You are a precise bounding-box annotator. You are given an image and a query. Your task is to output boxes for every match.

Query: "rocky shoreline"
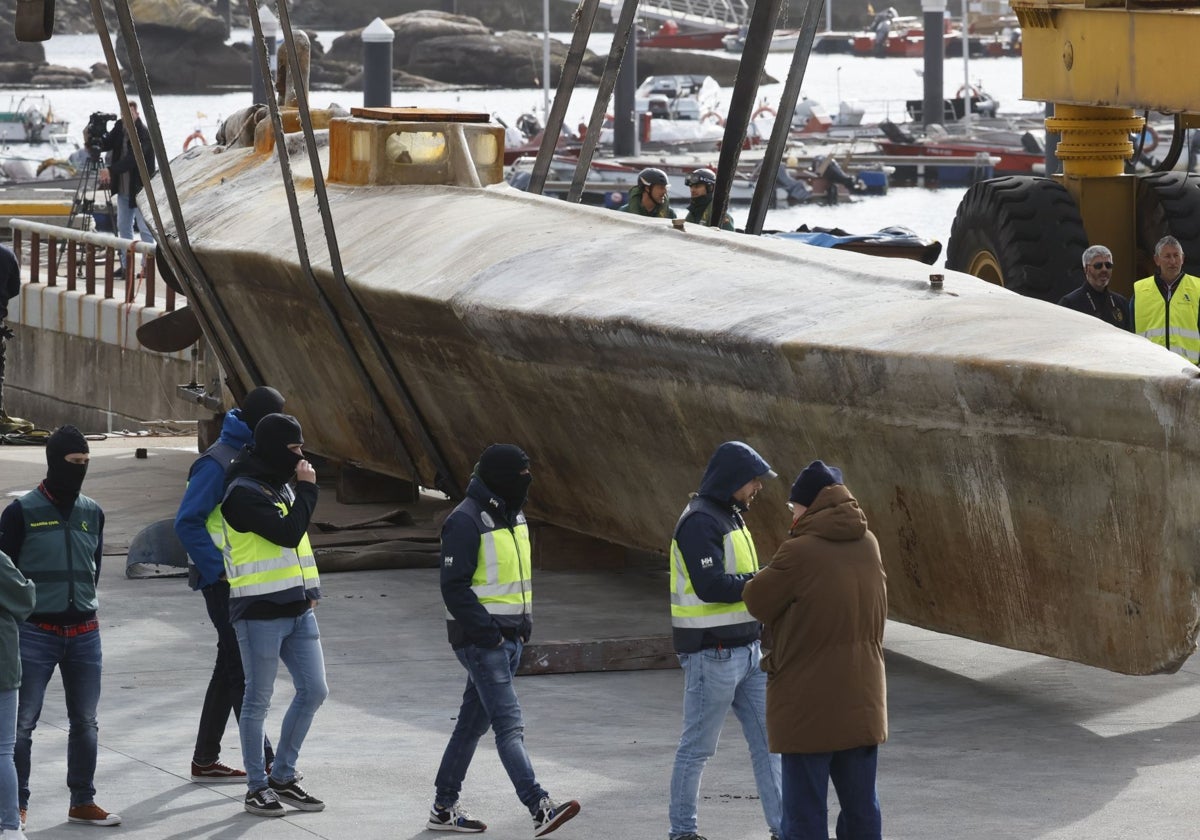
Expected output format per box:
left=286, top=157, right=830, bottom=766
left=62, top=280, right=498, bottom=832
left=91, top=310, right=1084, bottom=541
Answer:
left=0, top=3, right=769, bottom=93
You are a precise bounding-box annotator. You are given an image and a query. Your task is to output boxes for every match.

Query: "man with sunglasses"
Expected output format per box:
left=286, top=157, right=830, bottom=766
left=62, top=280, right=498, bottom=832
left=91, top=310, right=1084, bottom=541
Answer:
left=1057, top=245, right=1132, bottom=331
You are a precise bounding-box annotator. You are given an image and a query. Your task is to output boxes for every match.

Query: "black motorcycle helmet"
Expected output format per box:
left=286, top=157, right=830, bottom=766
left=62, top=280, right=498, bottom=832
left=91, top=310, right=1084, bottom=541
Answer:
left=684, top=167, right=717, bottom=195
left=638, top=167, right=670, bottom=189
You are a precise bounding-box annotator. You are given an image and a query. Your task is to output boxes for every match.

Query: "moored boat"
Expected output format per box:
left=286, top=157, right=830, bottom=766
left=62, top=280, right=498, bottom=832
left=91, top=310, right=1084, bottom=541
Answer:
left=637, top=19, right=735, bottom=50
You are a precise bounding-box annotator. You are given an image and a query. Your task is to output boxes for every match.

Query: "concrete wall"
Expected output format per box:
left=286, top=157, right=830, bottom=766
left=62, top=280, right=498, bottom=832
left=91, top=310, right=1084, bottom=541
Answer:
left=4, top=279, right=213, bottom=433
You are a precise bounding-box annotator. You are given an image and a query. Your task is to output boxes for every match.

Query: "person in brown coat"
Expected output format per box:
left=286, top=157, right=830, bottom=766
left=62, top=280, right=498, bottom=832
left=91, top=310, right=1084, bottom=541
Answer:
left=742, top=460, right=887, bottom=840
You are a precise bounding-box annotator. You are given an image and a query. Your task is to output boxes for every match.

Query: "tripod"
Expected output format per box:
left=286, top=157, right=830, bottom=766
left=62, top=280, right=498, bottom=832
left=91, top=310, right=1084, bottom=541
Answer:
left=67, top=150, right=111, bottom=233
left=57, top=150, right=112, bottom=277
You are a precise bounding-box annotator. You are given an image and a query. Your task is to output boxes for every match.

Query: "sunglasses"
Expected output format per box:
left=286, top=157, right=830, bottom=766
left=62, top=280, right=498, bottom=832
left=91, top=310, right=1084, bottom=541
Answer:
left=1090, top=262, right=1114, bottom=269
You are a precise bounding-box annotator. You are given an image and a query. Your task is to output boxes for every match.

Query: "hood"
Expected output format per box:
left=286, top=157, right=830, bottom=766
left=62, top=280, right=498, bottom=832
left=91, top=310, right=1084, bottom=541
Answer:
left=792, top=484, right=868, bottom=542
left=696, top=441, right=774, bottom=505
left=217, top=408, right=254, bottom=449
left=466, top=475, right=518, bottom=523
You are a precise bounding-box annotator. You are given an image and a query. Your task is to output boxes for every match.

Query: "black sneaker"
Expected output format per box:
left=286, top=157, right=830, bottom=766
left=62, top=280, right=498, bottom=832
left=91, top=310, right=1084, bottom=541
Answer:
left=268, top=777, right=325, bottom=812
left=244, top=787, right=285, bottom=818
left=428, top=801, right=487, bottom=832
left=532, top=796, right=580, bottom=837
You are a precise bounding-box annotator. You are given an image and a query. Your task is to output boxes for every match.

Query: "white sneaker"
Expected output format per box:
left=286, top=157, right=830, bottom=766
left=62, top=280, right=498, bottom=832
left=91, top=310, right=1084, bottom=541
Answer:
left=0, top=829, right=28, bottom=839
left=532, top=797, right=580, bottom=838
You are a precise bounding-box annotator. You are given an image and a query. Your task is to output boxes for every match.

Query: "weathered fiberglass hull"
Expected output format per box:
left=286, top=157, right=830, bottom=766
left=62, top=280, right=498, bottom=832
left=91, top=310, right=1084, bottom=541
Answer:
left=159, top=130, right=1200, bottom=675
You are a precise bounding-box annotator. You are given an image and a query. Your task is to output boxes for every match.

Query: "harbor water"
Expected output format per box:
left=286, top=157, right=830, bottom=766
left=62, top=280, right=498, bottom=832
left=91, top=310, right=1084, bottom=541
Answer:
left=16, top=29, right=1035, bottom=266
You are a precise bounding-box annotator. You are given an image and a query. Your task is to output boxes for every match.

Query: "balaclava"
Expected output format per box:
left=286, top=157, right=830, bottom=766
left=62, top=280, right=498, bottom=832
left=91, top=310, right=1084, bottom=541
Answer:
left=239, top=386, right=285, bottom=432
left=476, top=444, right=532, bottom=514
left=687, top=189, right=713, bottom=219
left=252, top=413, right=304, bottom=481
left=44, top=425, right=89, bottom=504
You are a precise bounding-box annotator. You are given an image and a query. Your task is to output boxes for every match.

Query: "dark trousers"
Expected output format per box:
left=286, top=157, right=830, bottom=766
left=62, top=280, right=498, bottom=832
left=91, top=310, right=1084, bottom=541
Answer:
left=193, top=581, right=273, bottom=765
left=0, top=328, right=7, bottom=415
left=781, top=746, right=881, bottom=840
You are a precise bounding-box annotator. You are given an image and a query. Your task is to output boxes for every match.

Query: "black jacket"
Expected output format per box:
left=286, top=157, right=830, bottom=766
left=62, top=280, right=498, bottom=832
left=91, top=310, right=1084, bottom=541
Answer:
left=440, top=476, right=532, bottom=649
left=0, top=244, right=17, bottom=320
left=1058, top=284, right=1132, bottom=331
left=100, top=117, right=156, bottom=197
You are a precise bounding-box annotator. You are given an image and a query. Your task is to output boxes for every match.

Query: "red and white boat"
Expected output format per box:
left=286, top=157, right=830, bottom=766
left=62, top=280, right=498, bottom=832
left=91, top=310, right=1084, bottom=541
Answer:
left=637, top=19, right=736, bottom=51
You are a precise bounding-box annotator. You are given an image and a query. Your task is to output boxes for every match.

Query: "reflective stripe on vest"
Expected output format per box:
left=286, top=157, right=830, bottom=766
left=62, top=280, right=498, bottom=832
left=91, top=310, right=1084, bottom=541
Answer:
left=1134, top=274, right=1200, bottom=364
left=200, top=441, right=241, bottom=554
left=444, top=521, right=532, bottom=619
left=669, top=515, right=758, bottom=629
left=222, top=503, right=319, bottom=599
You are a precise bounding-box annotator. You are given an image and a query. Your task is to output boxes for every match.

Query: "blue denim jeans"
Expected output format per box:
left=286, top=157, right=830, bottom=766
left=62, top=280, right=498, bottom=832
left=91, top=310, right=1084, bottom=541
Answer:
left=0, top=688, right=18, bottom=829
left=234, top=609, right=328, bottom=793
left=195, top=582, right=272, bottom=767
left=781, top=747, right=881, bottom=840
left=669, top=641, right=782, bottom=838
left=114, top=193, right=153, bottom=272
left=15, top=623, right=102, bottom=808
left=434, top=639, right=548, bottom=813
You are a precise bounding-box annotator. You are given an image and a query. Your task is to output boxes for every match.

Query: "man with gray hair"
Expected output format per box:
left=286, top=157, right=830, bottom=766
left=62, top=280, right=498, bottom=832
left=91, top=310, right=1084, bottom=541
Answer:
left=1057, top=244, right=1131, bottom=331
left=1131, top=235, right=1200, bottom=364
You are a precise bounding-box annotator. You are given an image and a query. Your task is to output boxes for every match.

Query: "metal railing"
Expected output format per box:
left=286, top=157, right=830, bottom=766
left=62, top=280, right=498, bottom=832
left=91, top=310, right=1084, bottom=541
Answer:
left=560, top=0, right=752, bottom=27
left=9, top=219, right=174, bottom=312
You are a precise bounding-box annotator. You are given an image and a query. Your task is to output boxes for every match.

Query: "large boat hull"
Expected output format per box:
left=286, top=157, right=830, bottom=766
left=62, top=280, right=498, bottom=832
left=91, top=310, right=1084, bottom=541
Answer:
left=159, top=135, right=1200, bottom=675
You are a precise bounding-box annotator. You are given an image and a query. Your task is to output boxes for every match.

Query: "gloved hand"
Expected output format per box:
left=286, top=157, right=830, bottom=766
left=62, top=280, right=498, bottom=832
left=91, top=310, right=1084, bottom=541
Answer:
left=0, top=323, right=13, bottom=340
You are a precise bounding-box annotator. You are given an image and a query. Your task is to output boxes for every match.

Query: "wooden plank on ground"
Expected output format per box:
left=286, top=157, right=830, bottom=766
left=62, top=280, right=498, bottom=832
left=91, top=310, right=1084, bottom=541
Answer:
left=518, top=636, right=678, bottom=675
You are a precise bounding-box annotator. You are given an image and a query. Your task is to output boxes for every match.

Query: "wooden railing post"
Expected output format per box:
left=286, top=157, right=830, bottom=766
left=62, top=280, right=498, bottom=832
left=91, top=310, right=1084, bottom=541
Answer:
left=31, top=232, right=41, bottom=285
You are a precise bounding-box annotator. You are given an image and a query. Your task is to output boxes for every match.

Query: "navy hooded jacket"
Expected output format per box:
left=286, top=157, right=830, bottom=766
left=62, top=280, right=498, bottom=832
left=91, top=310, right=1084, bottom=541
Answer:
left=671, top=442, right=772, bottom=653
left=440, top=475, right=533, bottom=650
left=174, top=408, right=253, bottom=589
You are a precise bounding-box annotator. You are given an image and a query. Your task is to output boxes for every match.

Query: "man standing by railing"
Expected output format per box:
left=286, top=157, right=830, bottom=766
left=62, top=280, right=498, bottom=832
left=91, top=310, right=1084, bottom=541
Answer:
left=0, top=243, right=20, bottom=433
left=97, top=102, right=155, bottom=281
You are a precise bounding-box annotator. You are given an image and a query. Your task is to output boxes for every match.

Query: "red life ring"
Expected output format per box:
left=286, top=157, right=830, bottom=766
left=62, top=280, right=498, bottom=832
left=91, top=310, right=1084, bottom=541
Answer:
left=751, top=105, right=777, bottom=121
left=1136, top=125, right=1158, bottom=154
left=183, top=131, right=207, bottom=151
left=700, top=111, right=726, bottom=126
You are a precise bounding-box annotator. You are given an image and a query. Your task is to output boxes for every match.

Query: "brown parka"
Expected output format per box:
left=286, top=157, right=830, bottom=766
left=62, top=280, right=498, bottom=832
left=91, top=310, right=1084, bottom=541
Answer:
left=742, top=483, right=888, bottom=754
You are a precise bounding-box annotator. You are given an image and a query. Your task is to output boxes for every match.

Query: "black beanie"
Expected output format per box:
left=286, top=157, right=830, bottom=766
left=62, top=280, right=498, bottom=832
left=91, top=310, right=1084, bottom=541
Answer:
left=476, top=444, right=531, bottom=513
left=253, top=413, right=304, bottom=478
left=44, top=425, right=89, bottom=503
left=789, top=460, right=844, bottom=508
left=240, top=386, right=285, bottom=431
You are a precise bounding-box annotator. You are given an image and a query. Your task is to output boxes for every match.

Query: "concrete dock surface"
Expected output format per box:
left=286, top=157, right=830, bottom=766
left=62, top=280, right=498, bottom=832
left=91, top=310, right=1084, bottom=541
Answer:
left=1, top=436, right=1198, bottom=839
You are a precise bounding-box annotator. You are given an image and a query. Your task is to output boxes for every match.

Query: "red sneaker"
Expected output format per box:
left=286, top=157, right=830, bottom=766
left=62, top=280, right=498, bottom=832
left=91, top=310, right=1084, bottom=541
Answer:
left=191, top=759, right=247, bottom=784
left=67, top=803, right=122, bottom=826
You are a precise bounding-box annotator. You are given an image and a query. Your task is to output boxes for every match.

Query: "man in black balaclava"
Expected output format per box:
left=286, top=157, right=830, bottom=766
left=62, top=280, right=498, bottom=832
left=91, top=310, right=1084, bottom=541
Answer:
left=220, top=412, right=326, bottom=818
left=0, top=426, right=124, bottom=826
left=228, top=412, right=305, bottom=488
left=175, top=385, right=286, bottom=784
left=475, top=443, right=532, bottom=522
left=428, top=444, right=580, bottom=836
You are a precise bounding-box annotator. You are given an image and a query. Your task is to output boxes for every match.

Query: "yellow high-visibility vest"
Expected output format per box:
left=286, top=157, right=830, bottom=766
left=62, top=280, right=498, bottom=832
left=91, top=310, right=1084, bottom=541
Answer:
left=669, top=501, right=758, bottom=630
left=222, top=493, right=319, bottom=600
left=1134, top=274, right=1200, bottom=364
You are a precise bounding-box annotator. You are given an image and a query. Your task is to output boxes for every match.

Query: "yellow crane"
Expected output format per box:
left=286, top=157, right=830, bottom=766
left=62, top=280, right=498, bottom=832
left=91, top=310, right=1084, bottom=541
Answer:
left=945, top=0, right=1200, bottom=300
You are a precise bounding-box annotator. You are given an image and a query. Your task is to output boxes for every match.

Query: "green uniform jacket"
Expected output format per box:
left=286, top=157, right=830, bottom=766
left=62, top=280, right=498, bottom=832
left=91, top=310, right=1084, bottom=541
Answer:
left=685, top=198, right=735, bottom=231
left=0, top=550, right=36, bottom=691
left=619, top=184, right=677, bottom=219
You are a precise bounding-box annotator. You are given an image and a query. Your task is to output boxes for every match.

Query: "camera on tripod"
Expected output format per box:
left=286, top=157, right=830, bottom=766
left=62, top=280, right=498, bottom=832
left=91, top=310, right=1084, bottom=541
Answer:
left=84, top=112, right=116, bottom=159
